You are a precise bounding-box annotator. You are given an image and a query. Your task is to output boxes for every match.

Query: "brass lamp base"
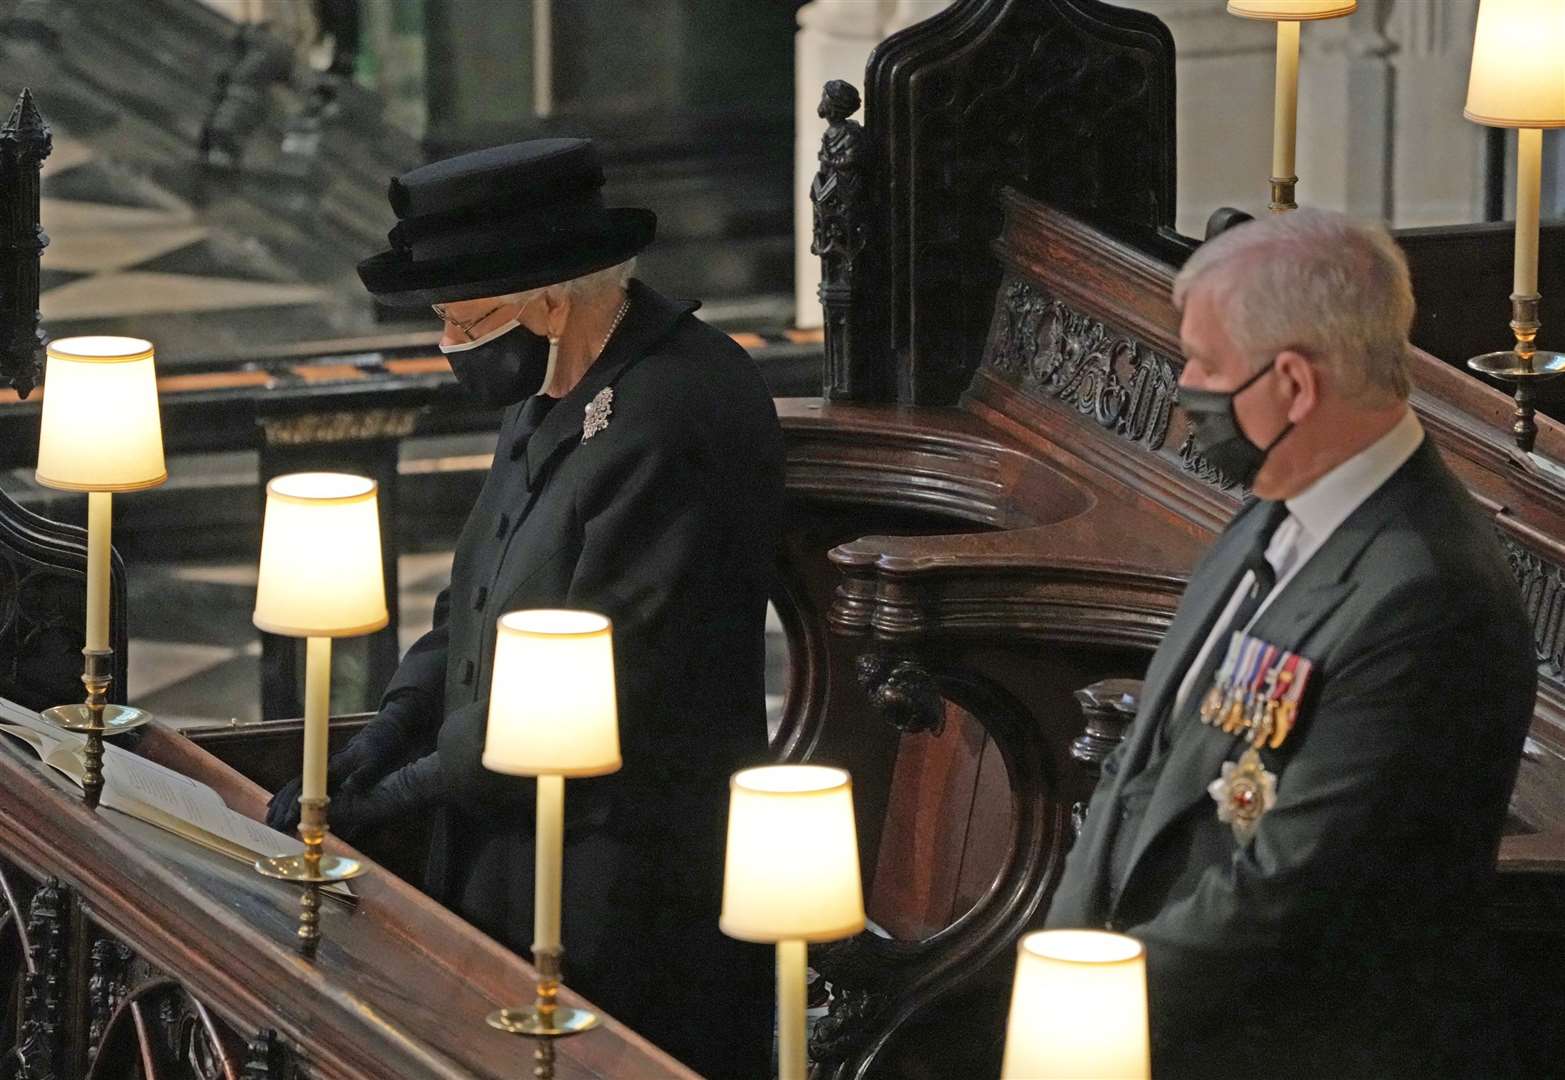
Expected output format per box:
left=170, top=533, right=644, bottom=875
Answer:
left=1467, top=293, right=1565, bottom=453
left=41, top=647, right=149, bottom=809
left=487, top=946, right=598, bottom=1080
left=254, top=795, right=363, bottom=958
left=485, top=1005, right=599, bottom=1038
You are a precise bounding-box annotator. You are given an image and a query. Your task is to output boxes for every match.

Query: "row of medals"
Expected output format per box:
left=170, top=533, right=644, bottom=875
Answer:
left=1198, top=666, right=1297, bottom=750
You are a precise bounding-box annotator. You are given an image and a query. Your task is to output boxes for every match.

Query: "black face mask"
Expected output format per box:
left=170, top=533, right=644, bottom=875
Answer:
left=443, top=326, right=552, bottom=408
left=1179, top=361, right=1294, bottom=487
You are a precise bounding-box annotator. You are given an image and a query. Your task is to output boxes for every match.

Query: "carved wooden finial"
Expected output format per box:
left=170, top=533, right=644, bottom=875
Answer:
left=818, top=79, right=862, bottom=125
left=1, top=87, right=53, bottom=159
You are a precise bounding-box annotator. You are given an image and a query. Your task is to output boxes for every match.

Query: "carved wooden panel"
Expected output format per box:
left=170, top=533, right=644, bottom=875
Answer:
left=862, top=0, right=1176, bottom=405
left=0, top=863, right=300, bottom=1080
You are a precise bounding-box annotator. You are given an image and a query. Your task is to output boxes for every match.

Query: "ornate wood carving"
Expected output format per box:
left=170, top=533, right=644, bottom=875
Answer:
left=241, top=1030, right=296, bottom=1080
left=855, top=654, right=944, bottom=735
left=812, top=80, right=874, bottom=403
left=859, top=0, right=1176, bottom=405
left=0, top=88, right=50, bottom=398
left=1502, top=534, right=1565, bottom=678
left=809, top=663, right=1068, bottom=1080
left=0, top=489, right=129, bottom=713
left=259, top=408, right=423, bottom=447
left=15, top=877, right=66, bottom=1080
left=988, top=278, right=1178, bottom=452
left=86, top=939, right=134, bottom=1060
left=1070, top=678, right=1140, bottom=835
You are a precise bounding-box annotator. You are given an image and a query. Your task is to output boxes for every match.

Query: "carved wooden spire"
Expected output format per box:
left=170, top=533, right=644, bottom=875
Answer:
left=0, top=86, right=52, bottom=398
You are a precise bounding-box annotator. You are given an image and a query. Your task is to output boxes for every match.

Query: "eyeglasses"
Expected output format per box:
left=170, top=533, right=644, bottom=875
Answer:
left=431, top=303, right=506, bottom=341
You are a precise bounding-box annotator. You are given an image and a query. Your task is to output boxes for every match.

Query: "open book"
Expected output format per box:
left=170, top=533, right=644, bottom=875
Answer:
left=0, top=697, right=353, bottom=899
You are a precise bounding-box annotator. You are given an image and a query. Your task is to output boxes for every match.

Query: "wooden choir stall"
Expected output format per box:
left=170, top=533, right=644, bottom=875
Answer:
left=4, top=0, right=1565, bottom=1077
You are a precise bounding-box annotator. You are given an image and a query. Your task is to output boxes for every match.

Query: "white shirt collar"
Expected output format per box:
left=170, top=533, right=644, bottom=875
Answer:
left=1284, top=408, right=1424, bottom=546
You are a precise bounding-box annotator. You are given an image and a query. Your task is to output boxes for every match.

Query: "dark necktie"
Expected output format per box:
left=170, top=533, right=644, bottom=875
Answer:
left=1160, top=499, right=1290, bottom=750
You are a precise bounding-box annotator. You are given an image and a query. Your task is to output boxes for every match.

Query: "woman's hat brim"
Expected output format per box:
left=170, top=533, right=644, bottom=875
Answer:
left=357, top=208, right=655, bottom=308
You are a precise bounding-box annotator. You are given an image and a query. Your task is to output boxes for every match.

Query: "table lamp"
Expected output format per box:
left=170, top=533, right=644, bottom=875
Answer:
left=1227, top=0, right=1358, bottom=212
left=34, top=335, right=166, bottom=809
left=721, top=764, right=865, bottom=1080
left=1001, top=930, right=1150, bottom=1080
left=252, top=472, right=387, bottom=956
left=481, top=609, right=621, bottom=1080
left=1463, top=0, right=1565, bottom=452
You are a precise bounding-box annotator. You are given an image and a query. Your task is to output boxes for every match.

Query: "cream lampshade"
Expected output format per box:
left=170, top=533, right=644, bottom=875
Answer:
left=35, top=336, right=166, bottom=492
left=721, top=765, right=865, bottom=1080
left=1001, top=930, right=1151, bottom=1080
left=253, top=472, right=389, bottom=638
left=483, top=609, right=621, bottom=776
left=720, top=764, right=866, bottom=943
left=1464, top=0, right=1565, bottom=129
left=1227, top=0, right=1357, bottom=19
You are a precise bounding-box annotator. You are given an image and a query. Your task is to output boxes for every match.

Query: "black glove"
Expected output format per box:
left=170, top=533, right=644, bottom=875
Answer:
left=326, top=754, right=443, bottom=844
left=265, top=693, right=427, bottom=834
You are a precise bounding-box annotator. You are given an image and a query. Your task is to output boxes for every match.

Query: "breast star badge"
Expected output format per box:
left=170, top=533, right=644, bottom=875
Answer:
left=582, top=386, right=613, bottom=440
left=1207, top=749, right=1277, bottom=843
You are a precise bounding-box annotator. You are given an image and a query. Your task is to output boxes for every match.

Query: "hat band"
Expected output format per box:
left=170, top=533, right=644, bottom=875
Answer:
left=389, top=193, right=612, bottom=263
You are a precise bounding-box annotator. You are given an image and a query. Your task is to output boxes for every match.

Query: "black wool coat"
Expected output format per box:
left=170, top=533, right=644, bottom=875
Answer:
left=1047, top=439, right=1534, bottom=1079
left=383, top=280, right=783, bottom=1078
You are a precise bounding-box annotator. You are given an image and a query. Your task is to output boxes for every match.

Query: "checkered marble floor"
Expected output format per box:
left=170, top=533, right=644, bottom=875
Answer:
left=127, top=550, right=789, bottom=732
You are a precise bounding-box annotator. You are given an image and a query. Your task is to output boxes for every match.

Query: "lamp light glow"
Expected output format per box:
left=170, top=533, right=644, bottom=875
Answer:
left=35, top=336, right=166, bottom=493
left=1464, top=0, right=1565, bottom=129
left=720, top=764, right=867, bottom=943
left=252, top=472, right=389, bottom=639
left=482, top=609, right=621, bottom=778
left=1001, top=930, right=1151, bottom=1080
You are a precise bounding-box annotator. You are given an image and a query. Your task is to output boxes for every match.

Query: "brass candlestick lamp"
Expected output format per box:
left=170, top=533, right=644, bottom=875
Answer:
left=34, top=336, right=167, bottom=808
left=251, top=472, right=389, bottom=956
left=1462, top=0, right=1565, bottom=452
left=720, top=765, right=866, bottom=1080
left=1227, top=0, right=1359, bottom=212
left=481, top=610, right=622, bottom=1079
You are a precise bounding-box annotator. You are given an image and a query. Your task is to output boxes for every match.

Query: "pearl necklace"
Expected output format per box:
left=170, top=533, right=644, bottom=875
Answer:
left=595, top=295, right=632, bottom=359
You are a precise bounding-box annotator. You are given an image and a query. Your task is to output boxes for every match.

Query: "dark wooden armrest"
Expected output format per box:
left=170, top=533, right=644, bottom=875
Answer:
left=181, top=713, right=375, bottom=793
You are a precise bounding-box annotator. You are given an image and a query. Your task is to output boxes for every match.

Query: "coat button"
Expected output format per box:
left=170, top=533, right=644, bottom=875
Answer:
left=495, top=513, right=510, bottom=538
left=473, top=586, right=488, bottom=611
left=461, top=659, right=475, bottom=685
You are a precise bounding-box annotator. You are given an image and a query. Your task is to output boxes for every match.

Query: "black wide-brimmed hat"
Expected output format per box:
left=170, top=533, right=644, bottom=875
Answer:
left=357, top=138, right=656, bottom=308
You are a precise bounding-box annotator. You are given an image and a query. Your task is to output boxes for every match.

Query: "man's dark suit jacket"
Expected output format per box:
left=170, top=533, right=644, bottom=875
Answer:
left=1046, top=437, right=1535, bottom=1079
left=381, top=280, right=784, bottom=1078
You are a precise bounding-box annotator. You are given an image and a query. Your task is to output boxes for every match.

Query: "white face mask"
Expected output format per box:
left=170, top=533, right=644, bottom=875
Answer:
left=439, top=316, right=523, bottom=354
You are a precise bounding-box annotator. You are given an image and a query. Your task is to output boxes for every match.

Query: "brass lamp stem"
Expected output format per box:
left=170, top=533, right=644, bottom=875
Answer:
left=485, top=942, right=599, bottom=1076
left=296, top=795, right=328, bottom=956
left=79, top=648, right=111, bottom=809
left=1269, top=175, right=1298, bottom=213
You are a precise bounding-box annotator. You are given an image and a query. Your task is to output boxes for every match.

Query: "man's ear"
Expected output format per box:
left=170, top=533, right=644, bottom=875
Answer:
left=1276, top=349, right=1317, bottom=424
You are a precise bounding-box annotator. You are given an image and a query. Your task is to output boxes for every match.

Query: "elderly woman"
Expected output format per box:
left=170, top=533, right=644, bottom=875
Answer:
left=267, top=138, right=782, bottom=1077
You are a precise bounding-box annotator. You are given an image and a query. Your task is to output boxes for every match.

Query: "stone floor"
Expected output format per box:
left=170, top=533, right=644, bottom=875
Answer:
left=126, top=547, right=790, bottom=734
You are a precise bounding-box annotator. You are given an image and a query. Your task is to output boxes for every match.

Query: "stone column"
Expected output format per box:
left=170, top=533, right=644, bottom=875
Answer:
left=1295, top=2, right=1396, bottom=220
left=1384, top=0, right=1486, bottom=226
left=1116, top=1, right=1276, bottom=235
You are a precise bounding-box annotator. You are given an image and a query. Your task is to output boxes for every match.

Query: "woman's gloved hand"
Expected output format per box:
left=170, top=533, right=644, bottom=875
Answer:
left=264, top=696, right=426, bottom=834
left=322, top=755, right=443, bottom=844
